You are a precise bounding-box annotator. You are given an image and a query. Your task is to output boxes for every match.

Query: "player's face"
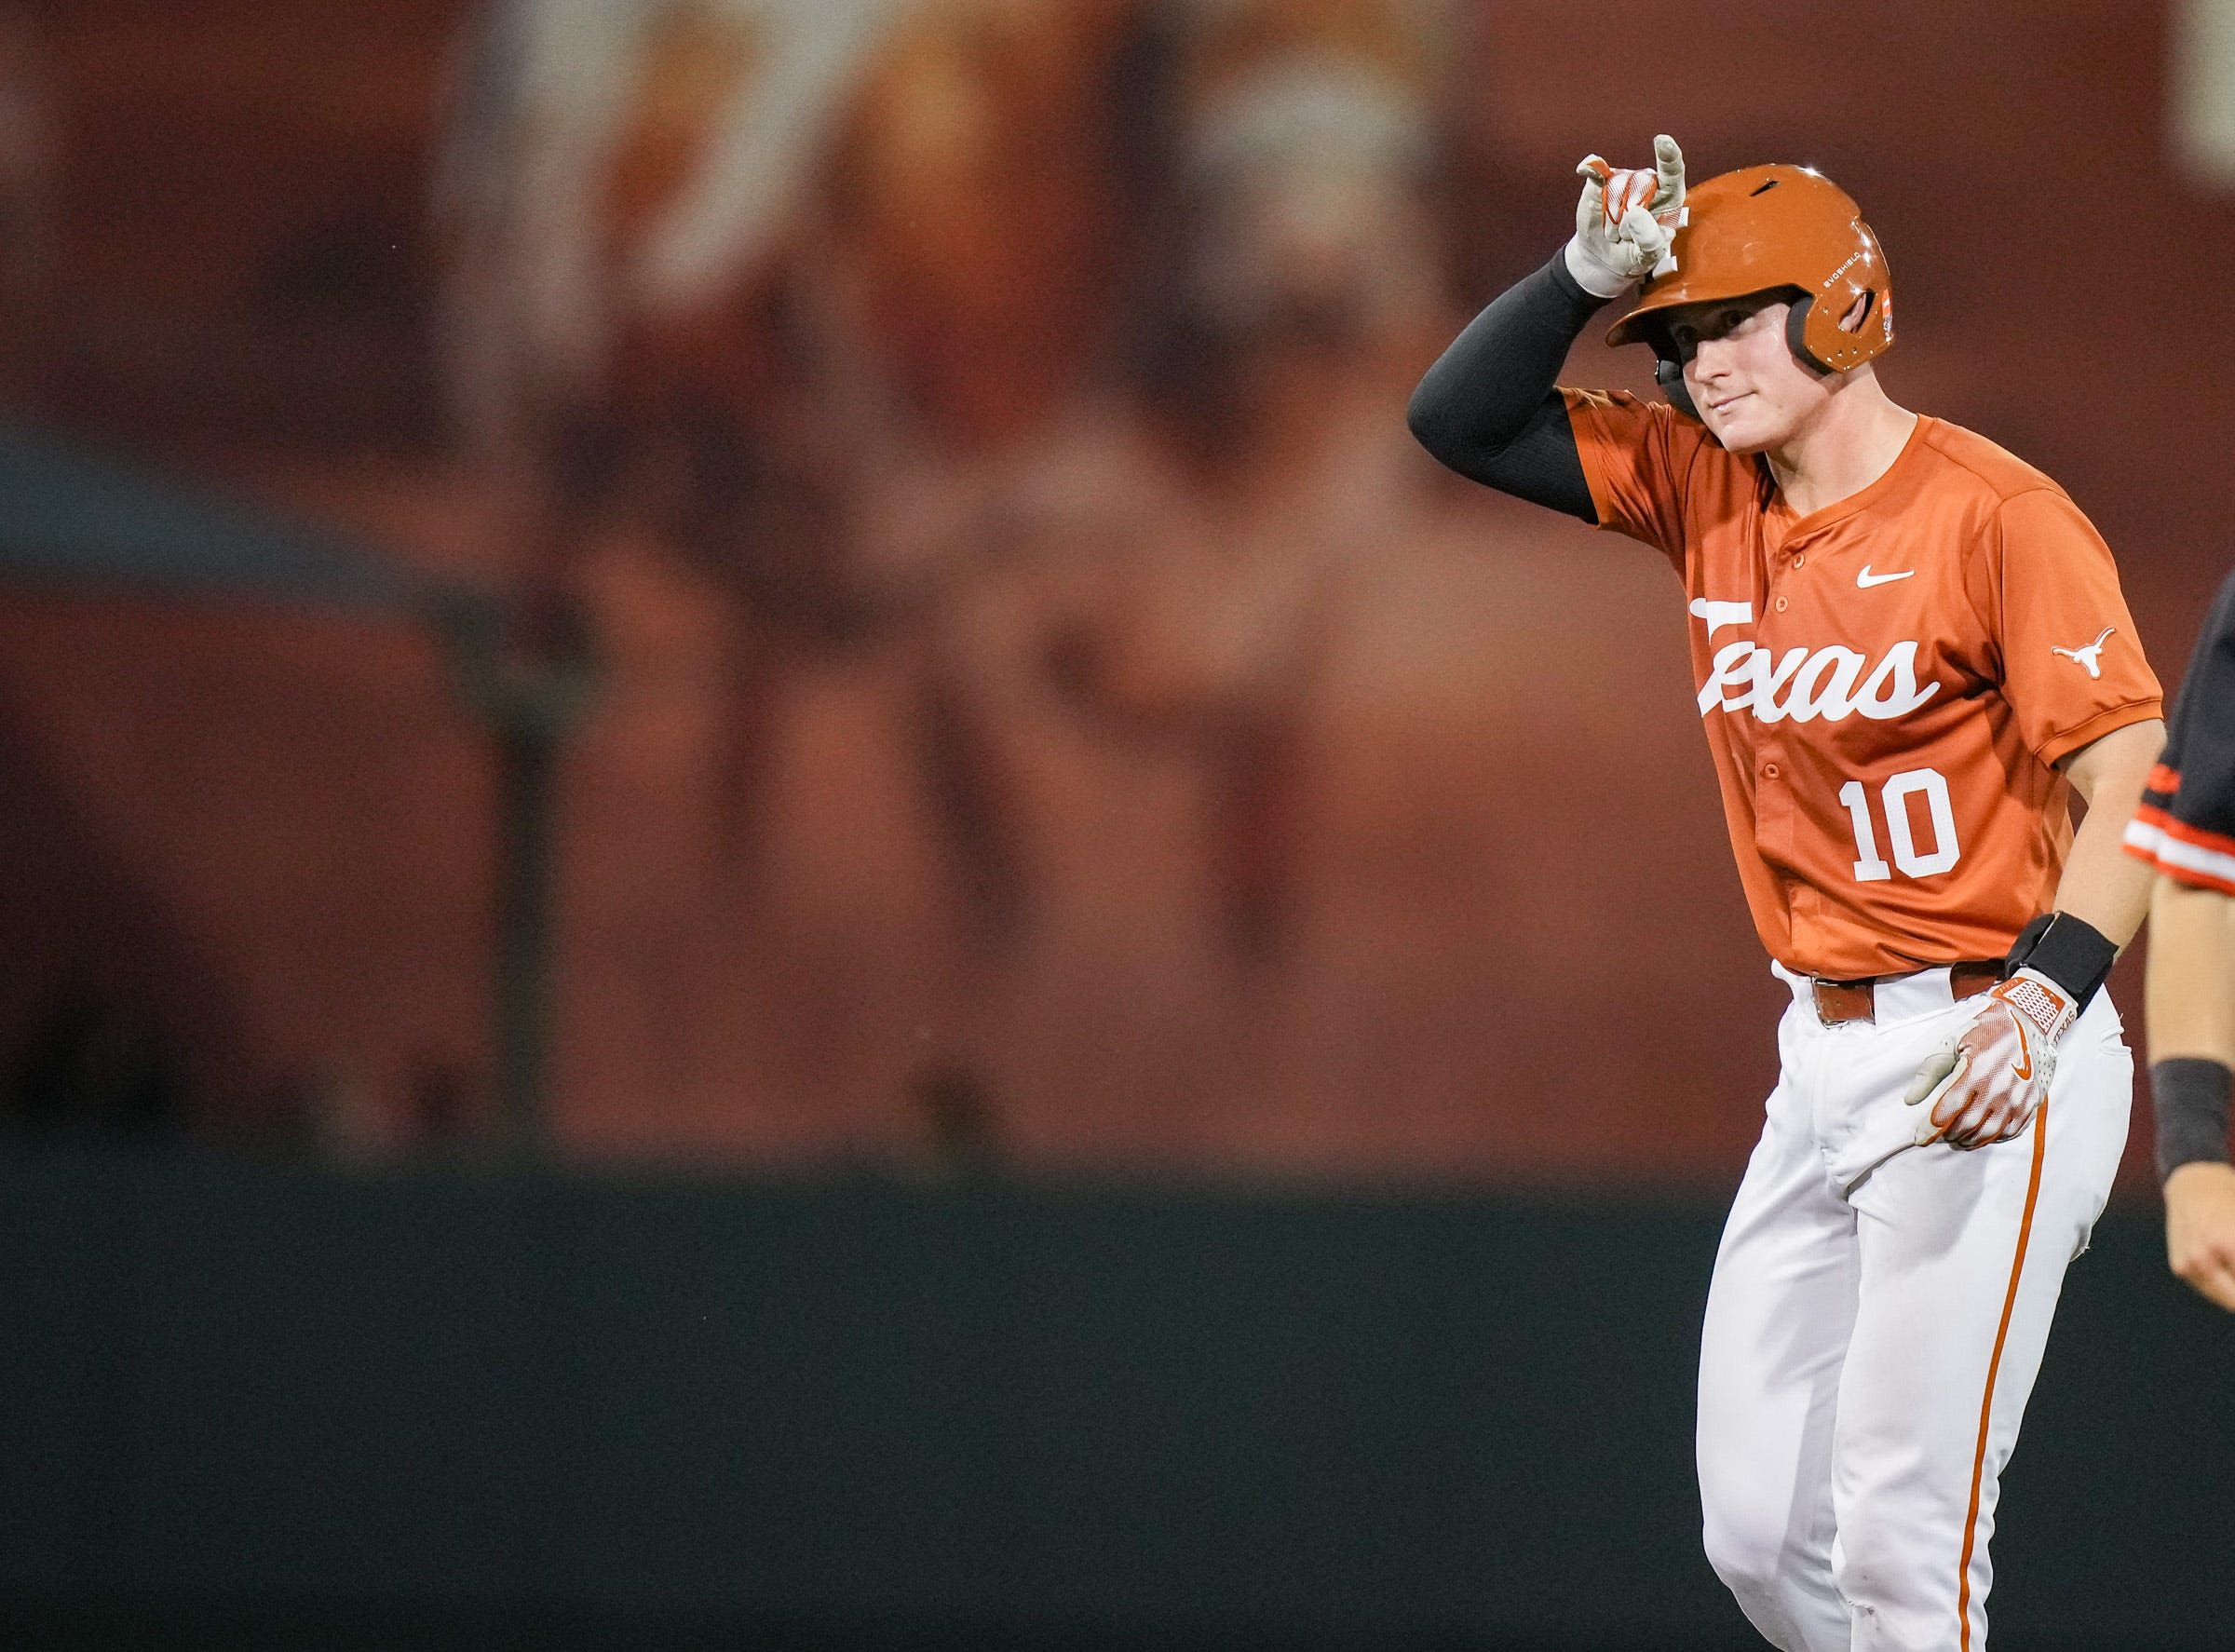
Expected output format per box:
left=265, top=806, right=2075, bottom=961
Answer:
left=1670, top=297, right=1829, bottom=454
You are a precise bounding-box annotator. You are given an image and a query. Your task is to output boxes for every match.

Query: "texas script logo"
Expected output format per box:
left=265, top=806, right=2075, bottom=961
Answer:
left=1688, top=599, right=1942, bottom=724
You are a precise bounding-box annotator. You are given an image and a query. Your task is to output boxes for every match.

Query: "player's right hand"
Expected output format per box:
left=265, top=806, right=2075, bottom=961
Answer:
left=2166, top=1160, right=2235, bottom=1312
left=1566, top=133, right=1686, bottom=299
left=1903, top=968, right=2076, bottom=1149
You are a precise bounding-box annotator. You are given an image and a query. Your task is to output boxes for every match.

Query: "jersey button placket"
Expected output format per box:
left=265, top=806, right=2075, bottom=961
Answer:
left=1755, top=542, right=1794, bottom=861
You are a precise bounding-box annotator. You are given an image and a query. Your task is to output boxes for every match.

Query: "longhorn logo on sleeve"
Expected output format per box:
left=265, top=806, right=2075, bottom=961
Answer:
left=2050, top=627, right=2114, bottom=679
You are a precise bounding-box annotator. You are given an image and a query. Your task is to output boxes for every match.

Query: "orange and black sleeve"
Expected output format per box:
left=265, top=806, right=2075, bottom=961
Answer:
left=2128, top=563, right=2235, bottom=893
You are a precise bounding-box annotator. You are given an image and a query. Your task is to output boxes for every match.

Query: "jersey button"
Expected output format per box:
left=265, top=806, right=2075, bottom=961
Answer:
left=1774, top=596, right=1790, bottom=612
left=1764, top=763, right=1781, bottom=779
left=1792, top=553, right=1805, bottom=567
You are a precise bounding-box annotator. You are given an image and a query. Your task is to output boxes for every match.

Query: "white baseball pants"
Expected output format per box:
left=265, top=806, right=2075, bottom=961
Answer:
left=1696, top=963, right=2133, bottom=1652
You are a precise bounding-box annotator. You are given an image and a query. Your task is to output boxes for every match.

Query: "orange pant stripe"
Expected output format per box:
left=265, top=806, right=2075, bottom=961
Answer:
left=1956, top=1097, right=2049, bottom=1650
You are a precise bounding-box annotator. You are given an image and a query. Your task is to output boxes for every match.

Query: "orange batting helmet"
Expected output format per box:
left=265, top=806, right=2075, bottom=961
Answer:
left=1606, top=163, right=1891, bottom=417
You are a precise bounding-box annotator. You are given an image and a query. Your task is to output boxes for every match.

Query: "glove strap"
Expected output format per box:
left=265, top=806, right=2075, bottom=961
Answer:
left=1990, top=968, right=2078, bottom=1048
left=1563, top=236, right=1635, bottom=300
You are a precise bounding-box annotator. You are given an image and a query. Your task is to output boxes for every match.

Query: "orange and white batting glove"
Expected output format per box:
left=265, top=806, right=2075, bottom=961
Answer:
left=1903, top=969, right=2079, bottom=1149
left=1566, top=133, right=1686, bottom=299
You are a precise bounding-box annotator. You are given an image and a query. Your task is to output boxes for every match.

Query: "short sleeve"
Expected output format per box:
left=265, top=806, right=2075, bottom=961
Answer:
left=2126, top=566, right=2235, bottom=892
left=1560, top=387, right=1710, bottom=568
left=1988, top=487, right=2163, bottom=766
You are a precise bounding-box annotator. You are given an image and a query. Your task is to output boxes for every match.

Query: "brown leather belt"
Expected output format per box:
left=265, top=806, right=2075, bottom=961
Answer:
left=1811, top=960, right=2002, bottom=1026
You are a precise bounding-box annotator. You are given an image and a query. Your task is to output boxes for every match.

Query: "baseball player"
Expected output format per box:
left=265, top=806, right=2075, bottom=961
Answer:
left=1408, top=138, right=2165, bottom=1650
left=2125, top=567, right=2235, bottom=1310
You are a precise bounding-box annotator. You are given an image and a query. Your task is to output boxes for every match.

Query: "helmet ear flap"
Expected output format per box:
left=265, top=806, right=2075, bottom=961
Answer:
left=1785, top=294, right=1833, bottom=375
left=1787, top=285, right=1886, bottom=374
left=1655, top=355, right=1700, bottom=419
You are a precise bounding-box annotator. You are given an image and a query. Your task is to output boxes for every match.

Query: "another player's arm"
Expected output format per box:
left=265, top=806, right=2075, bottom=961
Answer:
left=2152, top=874, right=2235, bottom=1310
left=2137, top=573, right=2235, bottom=1307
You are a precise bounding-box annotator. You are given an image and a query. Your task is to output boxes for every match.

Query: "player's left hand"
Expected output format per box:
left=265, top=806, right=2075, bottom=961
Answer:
left=1903, top=970, right=2078, bottom=1149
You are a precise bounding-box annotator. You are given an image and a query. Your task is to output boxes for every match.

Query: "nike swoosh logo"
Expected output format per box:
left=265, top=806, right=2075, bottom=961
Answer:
left=1856, top=566, right=1915, bottom=588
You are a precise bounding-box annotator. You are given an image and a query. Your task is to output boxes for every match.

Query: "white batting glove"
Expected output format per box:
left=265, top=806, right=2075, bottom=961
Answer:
left=1904, top=970, right=2079, bottom=1149
left=1564, top=133, right=1686, bottom=300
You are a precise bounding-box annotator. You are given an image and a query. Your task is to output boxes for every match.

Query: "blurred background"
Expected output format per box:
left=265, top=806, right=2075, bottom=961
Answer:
left=2, top=2, right=2232, bottom=1648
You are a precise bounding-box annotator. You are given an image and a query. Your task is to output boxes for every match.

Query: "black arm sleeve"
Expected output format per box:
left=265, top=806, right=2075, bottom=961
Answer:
left=1406, top=249, right=1613, bottom=522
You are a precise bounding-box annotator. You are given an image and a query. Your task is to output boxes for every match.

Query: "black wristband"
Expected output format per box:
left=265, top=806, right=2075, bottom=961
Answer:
left=2154, top=1058, right=2234, bottom=1181
left=2003, top=911, right=2119, bottom=1008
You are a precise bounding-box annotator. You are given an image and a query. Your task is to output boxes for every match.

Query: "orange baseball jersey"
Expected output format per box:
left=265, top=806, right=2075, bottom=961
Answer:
left=1563, top=391, right=2162, bottom=979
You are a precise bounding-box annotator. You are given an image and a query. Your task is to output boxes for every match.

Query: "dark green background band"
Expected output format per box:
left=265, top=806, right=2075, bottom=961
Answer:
left=1, top=1150, right=2228, bottom=1650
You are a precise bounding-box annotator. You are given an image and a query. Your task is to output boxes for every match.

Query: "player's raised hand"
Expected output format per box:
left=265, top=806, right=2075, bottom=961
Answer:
left=1904, top=970, right=2078, bottom=1149
left=1566, top=134, right=1686, bottom=299
left=2165, top=1161, right=2235, bottom=1311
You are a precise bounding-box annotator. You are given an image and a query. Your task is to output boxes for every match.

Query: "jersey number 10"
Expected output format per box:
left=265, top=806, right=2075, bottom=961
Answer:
left=1837, top=768, right=1961, bottom=882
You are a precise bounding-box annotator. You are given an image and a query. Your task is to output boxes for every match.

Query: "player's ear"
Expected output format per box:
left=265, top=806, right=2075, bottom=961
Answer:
left=1838, top=291, right=1874, bottom=333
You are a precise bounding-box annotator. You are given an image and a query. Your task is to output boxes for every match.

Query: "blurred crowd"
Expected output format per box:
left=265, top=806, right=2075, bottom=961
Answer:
left=440, top=0, right=1482, bottom=967
left=6, top=0, right=2224, bottom=1186
left=417, top=0, right=1640, bottom=1173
